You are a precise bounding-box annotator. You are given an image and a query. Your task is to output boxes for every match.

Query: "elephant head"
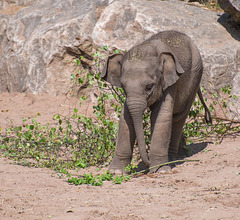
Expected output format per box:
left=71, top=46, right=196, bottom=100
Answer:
left=101, top=46, right=184, bottom=168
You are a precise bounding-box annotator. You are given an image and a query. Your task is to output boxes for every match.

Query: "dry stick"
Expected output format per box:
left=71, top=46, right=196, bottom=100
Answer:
left=198, top=114, right=240, bottom=123
left=131, top=159, right=200, bottom=176
left=110, top=85, right=125, bottom=104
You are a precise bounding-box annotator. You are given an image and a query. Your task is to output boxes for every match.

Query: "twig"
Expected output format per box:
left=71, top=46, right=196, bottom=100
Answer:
left=110, top=85, right=125, bottom=104
left=198, top=114, right=240, bottom=123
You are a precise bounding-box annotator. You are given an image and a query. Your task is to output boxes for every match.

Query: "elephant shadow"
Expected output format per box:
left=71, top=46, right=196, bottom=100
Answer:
left=185, top=141, right=212, bottom=157
left=135, top=141, right=212, bottom=173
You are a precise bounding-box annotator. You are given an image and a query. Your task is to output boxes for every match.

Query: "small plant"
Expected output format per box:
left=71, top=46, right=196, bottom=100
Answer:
left=184, top=86, right=240, bottom=144
left=195, top=0, right=222, bottom=11
left=0, top=46, right=123, bottom=171
left=68, top=170, right=130, bottom=186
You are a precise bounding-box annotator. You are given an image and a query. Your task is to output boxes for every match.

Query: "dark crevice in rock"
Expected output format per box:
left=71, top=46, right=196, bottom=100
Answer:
left=217, top=13, right=240, bottom=41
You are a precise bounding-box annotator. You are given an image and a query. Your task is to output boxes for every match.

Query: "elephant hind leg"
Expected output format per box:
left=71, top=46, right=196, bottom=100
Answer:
left=178, top=132, right=188, bottom=158
left=169, top=116, right=188, bottom=161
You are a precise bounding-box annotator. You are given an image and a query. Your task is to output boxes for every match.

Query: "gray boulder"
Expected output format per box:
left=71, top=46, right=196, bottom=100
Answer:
left=0, top=0, right=239, bottom=116
left=0, top=0, right=108, bottom=95
left=93, top=0, right=240, bottom=117
left=218, top=0, right=240, bottom=23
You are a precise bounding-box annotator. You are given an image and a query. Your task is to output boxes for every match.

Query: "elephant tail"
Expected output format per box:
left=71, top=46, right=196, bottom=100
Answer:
left=197, top=89, right=212, bottom=125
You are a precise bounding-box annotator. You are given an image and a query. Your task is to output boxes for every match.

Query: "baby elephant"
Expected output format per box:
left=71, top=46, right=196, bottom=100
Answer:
left=101, top=30, right=211, bottom=174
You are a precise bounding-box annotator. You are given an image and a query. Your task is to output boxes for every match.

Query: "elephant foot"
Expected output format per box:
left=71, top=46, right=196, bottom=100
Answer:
left=109, top=156, right=131, bottom=175
left=156, top=165, right=172, bottom=173
left=149, top=161, right=172, bottom=173
left=149, top=165, right=172, bottom=173
left=109, top=168, right=125, bottom=175
left=149, top=155, right=171, bottom=173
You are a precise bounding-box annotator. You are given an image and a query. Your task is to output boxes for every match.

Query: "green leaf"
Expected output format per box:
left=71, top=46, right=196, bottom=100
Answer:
left=70, top=74, right=75, bottom=80
left=74, top=59, right=81, bottom=66
left=80, top=96, right=86, bottom=101
left=114, top=49, right=120, bottom=54
left=102, top=46, right=108, bottom=51
left=29, top=125, right=34, bottom=130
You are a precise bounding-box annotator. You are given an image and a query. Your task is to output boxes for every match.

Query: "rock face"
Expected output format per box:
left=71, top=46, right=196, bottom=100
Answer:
left=0, top=0, right=239, bottom=113
left=0, top=0, right=109, bottom=95
left=0, top=0, right=35, bottom=10
left=218, top=0, right=240, bottom=23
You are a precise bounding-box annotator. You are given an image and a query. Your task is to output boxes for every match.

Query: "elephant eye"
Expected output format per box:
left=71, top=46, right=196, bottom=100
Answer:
left=145, top=83, right=154, bottom=92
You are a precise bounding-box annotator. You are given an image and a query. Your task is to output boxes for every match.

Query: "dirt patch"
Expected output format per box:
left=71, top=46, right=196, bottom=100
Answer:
left=0, top=92, right=94, bottom=131
left=0, top=92, right=240, bottom=219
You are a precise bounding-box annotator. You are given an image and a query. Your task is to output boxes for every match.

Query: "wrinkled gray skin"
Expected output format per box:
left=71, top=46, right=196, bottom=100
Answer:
left=101, top=30, right=211, bottom=175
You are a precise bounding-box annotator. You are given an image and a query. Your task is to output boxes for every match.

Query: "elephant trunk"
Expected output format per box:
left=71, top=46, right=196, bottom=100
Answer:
left=127, top=99, right=151, bottom=168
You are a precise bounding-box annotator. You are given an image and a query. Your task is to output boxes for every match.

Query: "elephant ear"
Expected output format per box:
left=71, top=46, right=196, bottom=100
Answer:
left=101, top=54, right=123, bottom=88
left=159, top=52, right=184, bottom=91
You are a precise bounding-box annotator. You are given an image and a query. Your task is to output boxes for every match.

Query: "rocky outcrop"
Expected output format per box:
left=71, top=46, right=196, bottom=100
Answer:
left=0, top=0, right=108, bottom=96
left=218, top=0, right=240, bottom=23
left=0, top=0, right=239, bottom=113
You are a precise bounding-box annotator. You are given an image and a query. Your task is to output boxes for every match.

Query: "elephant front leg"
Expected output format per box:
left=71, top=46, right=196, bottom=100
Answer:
left=149, top=89, right=175, bottom=173
left=109, top=103, right=136, bottom=175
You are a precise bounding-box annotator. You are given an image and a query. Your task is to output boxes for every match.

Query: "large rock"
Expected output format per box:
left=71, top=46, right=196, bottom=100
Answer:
left=0, top=0, right=239, bottom=114
left=0, top=0, right=108, bottom=96
left=218, top=0, right=240, bottom=23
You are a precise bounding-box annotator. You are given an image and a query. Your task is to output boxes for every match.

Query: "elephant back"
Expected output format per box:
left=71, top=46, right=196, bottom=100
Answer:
left=149, top=30, right=195, bottom=72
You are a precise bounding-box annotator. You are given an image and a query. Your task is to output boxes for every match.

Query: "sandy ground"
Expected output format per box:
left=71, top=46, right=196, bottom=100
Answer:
left=0, top=92, right=240, bottom=219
